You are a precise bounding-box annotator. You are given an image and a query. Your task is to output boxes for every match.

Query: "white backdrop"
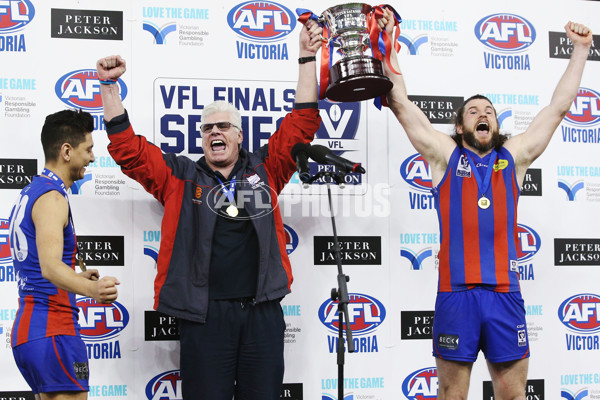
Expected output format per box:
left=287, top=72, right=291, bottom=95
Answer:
left=1, top=1, right=599, bottom=399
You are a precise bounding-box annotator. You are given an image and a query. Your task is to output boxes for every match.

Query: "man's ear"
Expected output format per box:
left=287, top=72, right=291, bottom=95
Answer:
left=60, top=143, right=73, bottom=162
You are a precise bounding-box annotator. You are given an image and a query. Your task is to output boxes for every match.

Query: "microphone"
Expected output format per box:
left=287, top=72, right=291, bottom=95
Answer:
left=291, top=143, right=311, bottom=183
left=308, top=144, right=366, bottom=174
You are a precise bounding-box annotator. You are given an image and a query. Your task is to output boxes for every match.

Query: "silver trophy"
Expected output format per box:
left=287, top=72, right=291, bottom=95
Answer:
left=319, top=3, right=393, bottom=102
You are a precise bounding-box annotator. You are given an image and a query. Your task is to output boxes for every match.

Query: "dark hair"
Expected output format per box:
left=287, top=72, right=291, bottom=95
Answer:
left=41, top=109, right=94, bottom=161
left=450, top=94, right=508, bottom=150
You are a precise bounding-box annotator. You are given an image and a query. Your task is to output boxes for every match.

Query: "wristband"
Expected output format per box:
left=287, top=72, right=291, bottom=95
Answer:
left=298, top=56, right=316, bottom=64
left=99, top=79, right=118, bottom=85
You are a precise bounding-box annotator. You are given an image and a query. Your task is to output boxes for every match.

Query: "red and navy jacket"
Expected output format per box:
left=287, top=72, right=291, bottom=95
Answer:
left=106, top=107, right=321, bottom=323
left=432, top=146, right=521, bottom=293
left=10, top=176, right=80, bottom=347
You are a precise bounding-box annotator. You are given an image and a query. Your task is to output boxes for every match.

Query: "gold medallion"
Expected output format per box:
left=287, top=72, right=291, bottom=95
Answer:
left=226, top=204, right=238, bottom=217
left=478, top=196, right=490, bottom=209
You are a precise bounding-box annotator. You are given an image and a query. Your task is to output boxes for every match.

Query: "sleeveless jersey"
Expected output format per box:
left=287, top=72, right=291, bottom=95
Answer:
left=9, top=174, right=80, bottom=347
left=432, top=146, right=521, bottom=292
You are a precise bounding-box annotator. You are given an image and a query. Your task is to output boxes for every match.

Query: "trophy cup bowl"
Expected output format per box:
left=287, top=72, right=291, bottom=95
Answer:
left=320, top=3, right=393, bottom=102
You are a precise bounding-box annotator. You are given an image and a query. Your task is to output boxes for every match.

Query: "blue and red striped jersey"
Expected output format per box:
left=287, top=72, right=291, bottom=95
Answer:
left=432, top=147, right=521, bottom=293
left=9, top=175, right=80, bottom=347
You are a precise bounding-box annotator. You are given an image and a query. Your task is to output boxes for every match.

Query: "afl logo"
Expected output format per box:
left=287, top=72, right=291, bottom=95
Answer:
left=558, top=293, right=600, bottom=334
left=227, top=1, right=295, bottom=42
left=400, top=154, right=432, bottom=191
left=474, top=14, right=536, bottom=52
left=77, top=297, right=129, bottom=341
left=318, top=293, right=386, bottom=336
left=283, top=224, right=299, bottom=255
left=565, top=88, right=600, bottom=126
left=516, top=224, right=541, bottom=262
left=55, top=69, right=128, bottom=112
left=0, top=219, right=12, bottom=263
left=145, top=370, right=182, bottom=400
left=401, top=367, right=438, bottom=399
left=0, top=0, right=35, bottom=33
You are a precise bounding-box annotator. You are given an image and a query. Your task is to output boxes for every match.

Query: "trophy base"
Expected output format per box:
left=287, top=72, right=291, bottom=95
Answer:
left=326, top=56, right=393, bottom=102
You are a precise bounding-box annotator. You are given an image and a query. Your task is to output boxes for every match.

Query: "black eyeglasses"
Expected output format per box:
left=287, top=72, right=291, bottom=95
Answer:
left=200, top=122, right=240, bottom=134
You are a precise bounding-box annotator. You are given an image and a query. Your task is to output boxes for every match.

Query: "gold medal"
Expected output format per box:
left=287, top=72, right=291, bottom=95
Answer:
left=478, top=196, right=490, bottom=209
left=226, top=204, right=238, bottom=217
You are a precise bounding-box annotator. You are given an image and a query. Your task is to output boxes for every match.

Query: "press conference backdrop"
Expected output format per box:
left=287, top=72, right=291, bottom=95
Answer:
left=0, top=0, right=599, bottom=399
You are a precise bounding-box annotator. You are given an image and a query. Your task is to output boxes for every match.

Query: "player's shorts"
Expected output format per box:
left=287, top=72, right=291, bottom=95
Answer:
left=12, top=335, right=89, bottom=394
left=432, top=287, right=530, bottom=363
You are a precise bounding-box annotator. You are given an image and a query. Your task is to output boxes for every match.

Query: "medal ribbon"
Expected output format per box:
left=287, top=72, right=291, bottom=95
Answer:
left=215, top=176, right=237, bottom=210
left=464, top=149, right=497, bottom=200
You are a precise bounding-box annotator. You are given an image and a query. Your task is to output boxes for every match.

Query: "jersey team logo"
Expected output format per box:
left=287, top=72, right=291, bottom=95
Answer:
left=516, top=223, right=541, bottom=262
left=474, top=13, right=536, bottom=52
left=55, top=69, right=128, bottom=112
left=77, top=297, right=129, bottom=341
left=564, top=88, right=600, bottom=126
left=401, top=367, right=438, bottom=399
left=400, top=154, right=432, bottom=191
left=145, top=370, right=182, bottom=400
left=558, top=293, right=600, bottom=334
left=0, top=0, right=35, bottom=33
left=318, top=293, right=386, bottom=336
left=0, top=219, right=12, bottom=263
left=227, top=1, right=295, bottom=42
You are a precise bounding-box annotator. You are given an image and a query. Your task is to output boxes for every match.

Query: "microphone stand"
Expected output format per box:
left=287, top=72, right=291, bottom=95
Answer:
left=304, top=170, right=354, bottom=400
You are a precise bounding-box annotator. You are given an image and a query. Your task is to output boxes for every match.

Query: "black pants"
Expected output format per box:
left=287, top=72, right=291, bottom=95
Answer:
left=179, top=299, right=285, bottom=400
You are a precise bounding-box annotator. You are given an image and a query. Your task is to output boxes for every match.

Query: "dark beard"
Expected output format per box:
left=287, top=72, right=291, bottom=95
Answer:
left=462, top=129, right=502, bottom=153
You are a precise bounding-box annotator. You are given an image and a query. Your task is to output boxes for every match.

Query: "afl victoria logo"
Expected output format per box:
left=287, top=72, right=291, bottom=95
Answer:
left=474, top=13, right=536, bottom=52
left=318, top=293, right=386, bottom=336
left=516, top=224, right=541, bottom=262
left=401, top=367, right=438, bottom=399
left=400, top=154, right=432, bottom=191
left=55, top=69, right=128, bottom=112
left=565, top=88, right=600, bottom=126
left=227, top=1, right=295, bottom=42
left=77, top=297, right=129, bottom=341
left=145, top=370, right=182, bottom=399
left=0, top=0, right=35, bottom=33
left=558, top=293, right=600, bottom=334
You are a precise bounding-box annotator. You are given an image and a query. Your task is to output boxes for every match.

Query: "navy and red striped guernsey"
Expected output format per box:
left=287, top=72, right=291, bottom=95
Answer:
left=9, top=176, right=80, bottom=347
left=432, top=146, right=521, bottom=293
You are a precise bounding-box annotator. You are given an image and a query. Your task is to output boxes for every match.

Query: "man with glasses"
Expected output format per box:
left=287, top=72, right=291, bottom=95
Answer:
left=96, top=21, right=323, bottom=400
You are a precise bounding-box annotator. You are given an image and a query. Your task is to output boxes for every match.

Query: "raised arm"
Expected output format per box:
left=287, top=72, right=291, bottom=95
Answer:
left=263, top=21, right=323, bottom=192
left=379, top=8, right=456, bottom=181
left=294, top=20, right=322, bottom=103
left=505, top=22, right=593, bottom=176
left=34, top=191, right=119, bottom=303
left=97, top=55, right=127, bottom=122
